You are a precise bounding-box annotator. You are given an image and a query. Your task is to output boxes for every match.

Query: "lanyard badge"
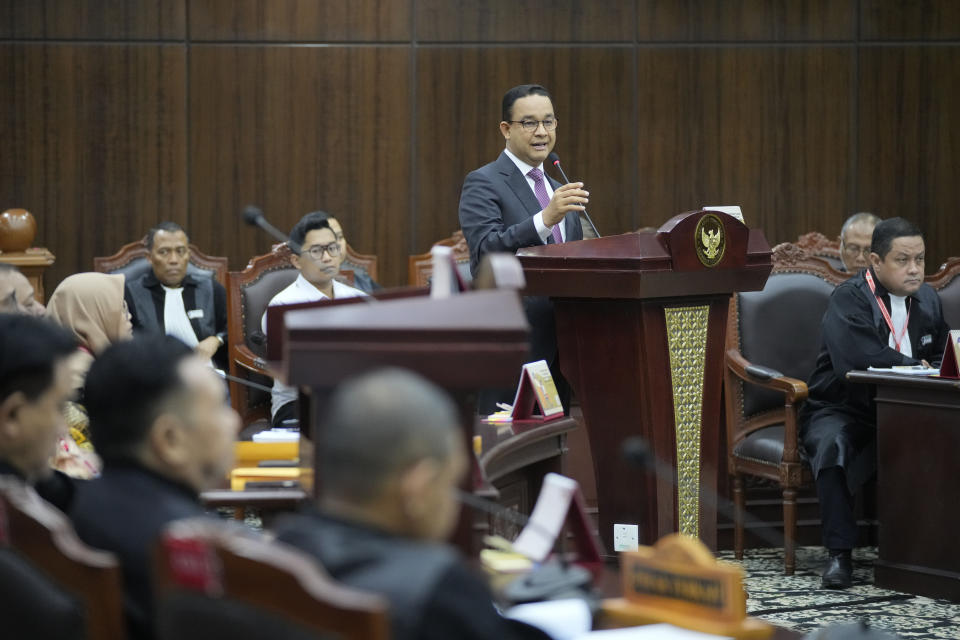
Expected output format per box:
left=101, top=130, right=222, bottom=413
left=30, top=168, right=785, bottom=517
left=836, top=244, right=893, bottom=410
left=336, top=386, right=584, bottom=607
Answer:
left=865, top=270, right=910, bottom=353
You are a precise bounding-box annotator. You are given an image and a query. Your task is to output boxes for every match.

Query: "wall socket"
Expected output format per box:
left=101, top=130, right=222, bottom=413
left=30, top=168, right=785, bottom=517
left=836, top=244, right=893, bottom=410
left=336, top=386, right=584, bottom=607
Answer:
left=613, top=523, right=639, bottom=552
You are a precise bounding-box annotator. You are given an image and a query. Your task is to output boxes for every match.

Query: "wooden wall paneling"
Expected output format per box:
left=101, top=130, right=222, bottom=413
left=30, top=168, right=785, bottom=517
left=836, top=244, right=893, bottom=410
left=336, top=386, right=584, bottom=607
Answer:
left=636, top=0, right=855, bottom=42
left=414, top=46, right=636, bottom=253
left=188, top=46, right=411, bottom=286
left=857, top=46, right=960, bottom=271
left=416, top=0, right=635, bottom=43
left=0, top=0, right=185, bottom=40
left=0, top=44, right=187, bottom=291
left=860, top=0, right=960, bottom=41
left=189, top=0, right=411, bottom=42
left=636, top=46, right=854, bottom=244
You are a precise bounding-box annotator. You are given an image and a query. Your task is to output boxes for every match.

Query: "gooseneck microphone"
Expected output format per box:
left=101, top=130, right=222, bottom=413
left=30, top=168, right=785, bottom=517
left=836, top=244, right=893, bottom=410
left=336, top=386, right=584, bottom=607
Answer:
left=547, top=153, right=601, bottom=239
left=242, top=205, right=301, bottom=254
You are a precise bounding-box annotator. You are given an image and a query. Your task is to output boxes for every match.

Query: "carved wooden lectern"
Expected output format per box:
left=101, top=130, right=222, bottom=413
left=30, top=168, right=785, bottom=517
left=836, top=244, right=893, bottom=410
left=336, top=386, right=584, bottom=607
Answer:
left=517, top=211, right=772, bottom=551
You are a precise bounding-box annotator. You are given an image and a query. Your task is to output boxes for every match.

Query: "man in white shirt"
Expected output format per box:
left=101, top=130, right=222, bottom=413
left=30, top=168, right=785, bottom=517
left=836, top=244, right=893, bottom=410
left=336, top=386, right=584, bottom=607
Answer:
left=262, top=212, right=367, bottom=427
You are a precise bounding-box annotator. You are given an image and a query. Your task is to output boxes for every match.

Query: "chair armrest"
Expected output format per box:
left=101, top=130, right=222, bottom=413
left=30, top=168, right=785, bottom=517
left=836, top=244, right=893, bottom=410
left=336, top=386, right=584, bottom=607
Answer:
left=233, top=344, right=271, bottom=376
left=725, top=349, right=808, bottom=404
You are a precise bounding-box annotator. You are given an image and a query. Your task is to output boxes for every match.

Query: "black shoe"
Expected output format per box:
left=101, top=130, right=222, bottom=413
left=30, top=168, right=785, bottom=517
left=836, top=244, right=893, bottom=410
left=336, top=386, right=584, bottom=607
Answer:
left=821, top=553, right=853, bottom=589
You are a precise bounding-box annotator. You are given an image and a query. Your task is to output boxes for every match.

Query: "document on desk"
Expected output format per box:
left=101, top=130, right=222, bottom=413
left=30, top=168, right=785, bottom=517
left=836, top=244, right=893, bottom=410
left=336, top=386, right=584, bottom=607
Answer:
left=866, top=365, right=940, bottom=376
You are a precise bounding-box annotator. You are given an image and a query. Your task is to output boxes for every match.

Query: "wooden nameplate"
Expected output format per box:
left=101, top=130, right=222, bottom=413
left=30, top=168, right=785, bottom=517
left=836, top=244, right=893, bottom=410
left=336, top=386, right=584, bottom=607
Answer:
left=600, top=534, right=773, bottom=639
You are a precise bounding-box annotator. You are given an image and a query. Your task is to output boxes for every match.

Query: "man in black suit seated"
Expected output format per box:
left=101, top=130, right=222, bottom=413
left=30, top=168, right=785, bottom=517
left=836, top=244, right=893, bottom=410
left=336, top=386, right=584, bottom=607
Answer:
left=458, top=84, right=588, bottom=414
left=124, top=222, right=229, bottom=370
left=801, top=217, right=950, bottom=589
left=274, top=369, right=549, bottom=640
left=70, top=336, right=240, bottom=639
left=0, top=314, right=78, bottom=511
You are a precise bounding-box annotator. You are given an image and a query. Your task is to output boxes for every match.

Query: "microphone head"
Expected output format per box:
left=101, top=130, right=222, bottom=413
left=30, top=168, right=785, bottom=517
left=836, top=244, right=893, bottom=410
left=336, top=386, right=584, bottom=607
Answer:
left=621, top=436, right=654, bottom=470
left=547, top=152, right=561, bottom=166
left=242, top=205, right=264, bottom=226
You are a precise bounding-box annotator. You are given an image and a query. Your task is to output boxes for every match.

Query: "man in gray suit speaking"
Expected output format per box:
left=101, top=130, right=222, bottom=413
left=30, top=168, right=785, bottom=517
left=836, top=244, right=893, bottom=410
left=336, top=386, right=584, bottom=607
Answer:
left=458, top=84, right=589, bottom=414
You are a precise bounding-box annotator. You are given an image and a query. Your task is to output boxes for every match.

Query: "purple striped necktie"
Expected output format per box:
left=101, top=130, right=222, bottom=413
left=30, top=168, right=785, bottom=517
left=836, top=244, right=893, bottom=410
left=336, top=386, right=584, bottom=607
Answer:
left=528, top=167, right=563, bottom=244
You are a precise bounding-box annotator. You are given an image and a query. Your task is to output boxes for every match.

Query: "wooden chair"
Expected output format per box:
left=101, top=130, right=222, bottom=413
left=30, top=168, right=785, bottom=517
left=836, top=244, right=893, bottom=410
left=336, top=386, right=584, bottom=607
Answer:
left=226, top=243, right=299, bottom=430
left=927, top=256, right=960, bottom=330
left=154, top=518, right=390, bottom=640
left=408, top=230, right=472, bottom=287
left=723, top=243, right=853, bottom=575
left=94, top=239, right=229, bottom=285
left=796, top=231, right=844, bottom=271
left=0, top=478, right=125, bottom=640
left=342, top=243, right=379, bottom=284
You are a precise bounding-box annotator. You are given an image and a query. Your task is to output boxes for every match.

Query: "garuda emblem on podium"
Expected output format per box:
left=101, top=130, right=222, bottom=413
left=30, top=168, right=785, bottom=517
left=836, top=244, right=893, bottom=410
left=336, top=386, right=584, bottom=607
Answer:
left=695, top=213, right=725, bottom=268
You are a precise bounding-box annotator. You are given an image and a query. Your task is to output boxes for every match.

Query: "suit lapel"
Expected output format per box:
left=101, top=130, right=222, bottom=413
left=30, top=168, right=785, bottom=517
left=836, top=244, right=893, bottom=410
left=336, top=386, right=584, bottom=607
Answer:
left=497, top=152, right=543, bottom=218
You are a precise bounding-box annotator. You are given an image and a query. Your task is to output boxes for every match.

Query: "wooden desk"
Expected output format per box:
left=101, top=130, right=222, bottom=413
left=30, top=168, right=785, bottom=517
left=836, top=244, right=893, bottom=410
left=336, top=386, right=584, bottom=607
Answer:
left=203, top=417, right=576, bottom=531
left=0, top=247, right=55, bottom=302
left=847, top=370, right=960, bottom=601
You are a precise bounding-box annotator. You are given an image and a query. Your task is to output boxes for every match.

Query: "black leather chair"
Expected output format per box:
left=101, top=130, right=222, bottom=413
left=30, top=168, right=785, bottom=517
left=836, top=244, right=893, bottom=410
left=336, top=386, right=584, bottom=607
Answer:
left=928, top=256, right=960, bottom=330
left=723, top=243, right=852, bottom=574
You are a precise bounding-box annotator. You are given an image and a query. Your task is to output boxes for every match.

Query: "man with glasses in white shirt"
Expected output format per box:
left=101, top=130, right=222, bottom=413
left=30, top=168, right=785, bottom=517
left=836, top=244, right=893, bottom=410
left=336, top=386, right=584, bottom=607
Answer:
left=261, top=212, right=367, bottom=427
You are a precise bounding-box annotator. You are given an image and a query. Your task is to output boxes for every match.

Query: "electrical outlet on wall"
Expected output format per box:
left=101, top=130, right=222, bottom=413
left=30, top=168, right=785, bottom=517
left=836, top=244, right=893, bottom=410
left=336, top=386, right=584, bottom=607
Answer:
left=613, top=523, right=639, bottom=552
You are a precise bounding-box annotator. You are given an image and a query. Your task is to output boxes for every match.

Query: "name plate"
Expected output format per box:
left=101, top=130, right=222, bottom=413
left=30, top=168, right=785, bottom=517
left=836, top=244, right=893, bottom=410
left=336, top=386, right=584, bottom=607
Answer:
left=600, top=534, right=772, bottom=639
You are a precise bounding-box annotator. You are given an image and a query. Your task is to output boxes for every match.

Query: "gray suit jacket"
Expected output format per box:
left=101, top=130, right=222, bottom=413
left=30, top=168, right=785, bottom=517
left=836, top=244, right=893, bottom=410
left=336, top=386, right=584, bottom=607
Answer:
left=458, top=151, right=583, bottom=277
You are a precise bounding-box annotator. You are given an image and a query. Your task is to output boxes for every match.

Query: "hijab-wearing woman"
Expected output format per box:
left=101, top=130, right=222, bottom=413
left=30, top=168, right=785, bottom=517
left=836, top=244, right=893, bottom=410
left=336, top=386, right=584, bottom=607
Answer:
left=46, top=272, right=133, bottom=477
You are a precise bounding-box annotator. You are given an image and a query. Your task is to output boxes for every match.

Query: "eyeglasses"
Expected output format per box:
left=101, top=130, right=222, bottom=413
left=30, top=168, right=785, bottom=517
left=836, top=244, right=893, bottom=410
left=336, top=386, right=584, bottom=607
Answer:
left=508, top=118, right=558, bottom=133
left=303, top=242, right=341, bottom=260
left=841, top=243, right=871, bottom=259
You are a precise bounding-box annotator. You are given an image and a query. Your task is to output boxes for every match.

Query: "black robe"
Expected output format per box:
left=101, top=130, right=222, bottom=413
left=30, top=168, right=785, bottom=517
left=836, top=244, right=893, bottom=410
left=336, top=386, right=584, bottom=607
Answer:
left=800, top=267, right=950, bottom=491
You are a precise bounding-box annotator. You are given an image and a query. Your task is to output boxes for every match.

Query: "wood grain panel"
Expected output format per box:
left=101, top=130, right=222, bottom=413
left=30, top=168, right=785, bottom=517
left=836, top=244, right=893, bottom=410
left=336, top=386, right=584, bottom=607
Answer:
left=860, top=0, right=960, bottom=41
left=0, top=44, right=187, bottom=291
left=189, top=0, right=410, bottom=41
left=188, top=46, right=410, bottom=286
left=637, top=46, right=853, bottom=246
left=416, top=0, right=635, bottom=42
left=637, top=0, right=854, bottom=42
left=415, top=47, right=635, bottom=253
left=0, top=0, right=185, bottom=40
left=858, top=47, right=960, bottom=271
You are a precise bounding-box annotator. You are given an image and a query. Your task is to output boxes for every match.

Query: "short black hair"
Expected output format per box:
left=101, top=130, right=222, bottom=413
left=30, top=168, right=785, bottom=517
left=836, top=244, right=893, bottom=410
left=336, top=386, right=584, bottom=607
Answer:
left=502, top=84, right=553, bottom=122
left=319, top=368, right=459, bottom=504
left=0, top=314, right=77, bottom=404
left=871, top=217, right=923, bottom=259
left=145, top=221, right=186, bottom=250
left=84, top=335, right=193, bottom=462
left=289, top=212, right=333, bottom=256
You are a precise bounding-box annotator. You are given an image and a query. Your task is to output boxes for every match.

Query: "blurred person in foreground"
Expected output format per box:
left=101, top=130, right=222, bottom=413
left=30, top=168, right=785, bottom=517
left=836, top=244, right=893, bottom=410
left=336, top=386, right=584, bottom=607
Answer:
left=274, top=368, right=550, bottom=640
left=69, top=336, right=240, bottom=639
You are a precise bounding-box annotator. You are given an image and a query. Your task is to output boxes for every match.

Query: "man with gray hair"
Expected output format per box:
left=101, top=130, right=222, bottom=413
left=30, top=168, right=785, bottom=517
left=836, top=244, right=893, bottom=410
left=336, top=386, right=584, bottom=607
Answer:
left=274, top=369, right=548, bottom=640
left=839, top=212, right=881, bottom=273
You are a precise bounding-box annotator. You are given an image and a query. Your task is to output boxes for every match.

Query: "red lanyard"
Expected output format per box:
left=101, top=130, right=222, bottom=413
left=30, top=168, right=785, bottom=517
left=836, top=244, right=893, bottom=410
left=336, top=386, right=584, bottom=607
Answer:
left=865, top=270, right=910, bottom=353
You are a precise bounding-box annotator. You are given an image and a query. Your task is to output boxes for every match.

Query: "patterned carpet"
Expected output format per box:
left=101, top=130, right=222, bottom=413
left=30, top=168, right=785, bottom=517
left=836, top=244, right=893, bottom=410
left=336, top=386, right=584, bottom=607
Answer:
left=716, top=547, right=960, bottom=639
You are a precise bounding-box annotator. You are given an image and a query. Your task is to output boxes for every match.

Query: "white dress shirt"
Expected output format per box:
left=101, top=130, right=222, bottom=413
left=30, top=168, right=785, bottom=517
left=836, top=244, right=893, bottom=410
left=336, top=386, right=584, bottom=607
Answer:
left=261, top=274, right=367, bottom=419
left=503, top=147, right=565, bottom=243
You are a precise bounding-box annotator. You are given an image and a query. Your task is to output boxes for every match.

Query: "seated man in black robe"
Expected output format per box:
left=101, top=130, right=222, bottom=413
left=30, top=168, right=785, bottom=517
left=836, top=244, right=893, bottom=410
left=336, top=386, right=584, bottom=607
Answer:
left=801, top=217, right=950, bottom=589
left=0, top=314, right=78, bottom=511
left=274, top=369, right=548, bottom=640
left=70, top=336, right=240, bottom=639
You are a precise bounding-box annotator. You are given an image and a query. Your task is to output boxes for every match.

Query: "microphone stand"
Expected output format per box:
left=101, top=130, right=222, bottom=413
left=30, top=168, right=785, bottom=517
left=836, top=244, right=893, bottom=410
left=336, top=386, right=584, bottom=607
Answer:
left=548, top=156, right=602, bottom=239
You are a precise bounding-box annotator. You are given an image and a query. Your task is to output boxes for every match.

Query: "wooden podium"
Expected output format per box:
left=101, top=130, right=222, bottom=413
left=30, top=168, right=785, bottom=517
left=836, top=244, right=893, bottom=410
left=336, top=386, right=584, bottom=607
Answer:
left=517, top=211, right=772, bottom=551
left=266, top=288, right=530, bottom=548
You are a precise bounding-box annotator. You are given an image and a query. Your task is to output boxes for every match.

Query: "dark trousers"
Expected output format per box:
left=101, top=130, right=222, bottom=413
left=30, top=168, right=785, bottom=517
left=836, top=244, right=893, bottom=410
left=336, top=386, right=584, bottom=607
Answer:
left=816, top=465, right=857, bottom=551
